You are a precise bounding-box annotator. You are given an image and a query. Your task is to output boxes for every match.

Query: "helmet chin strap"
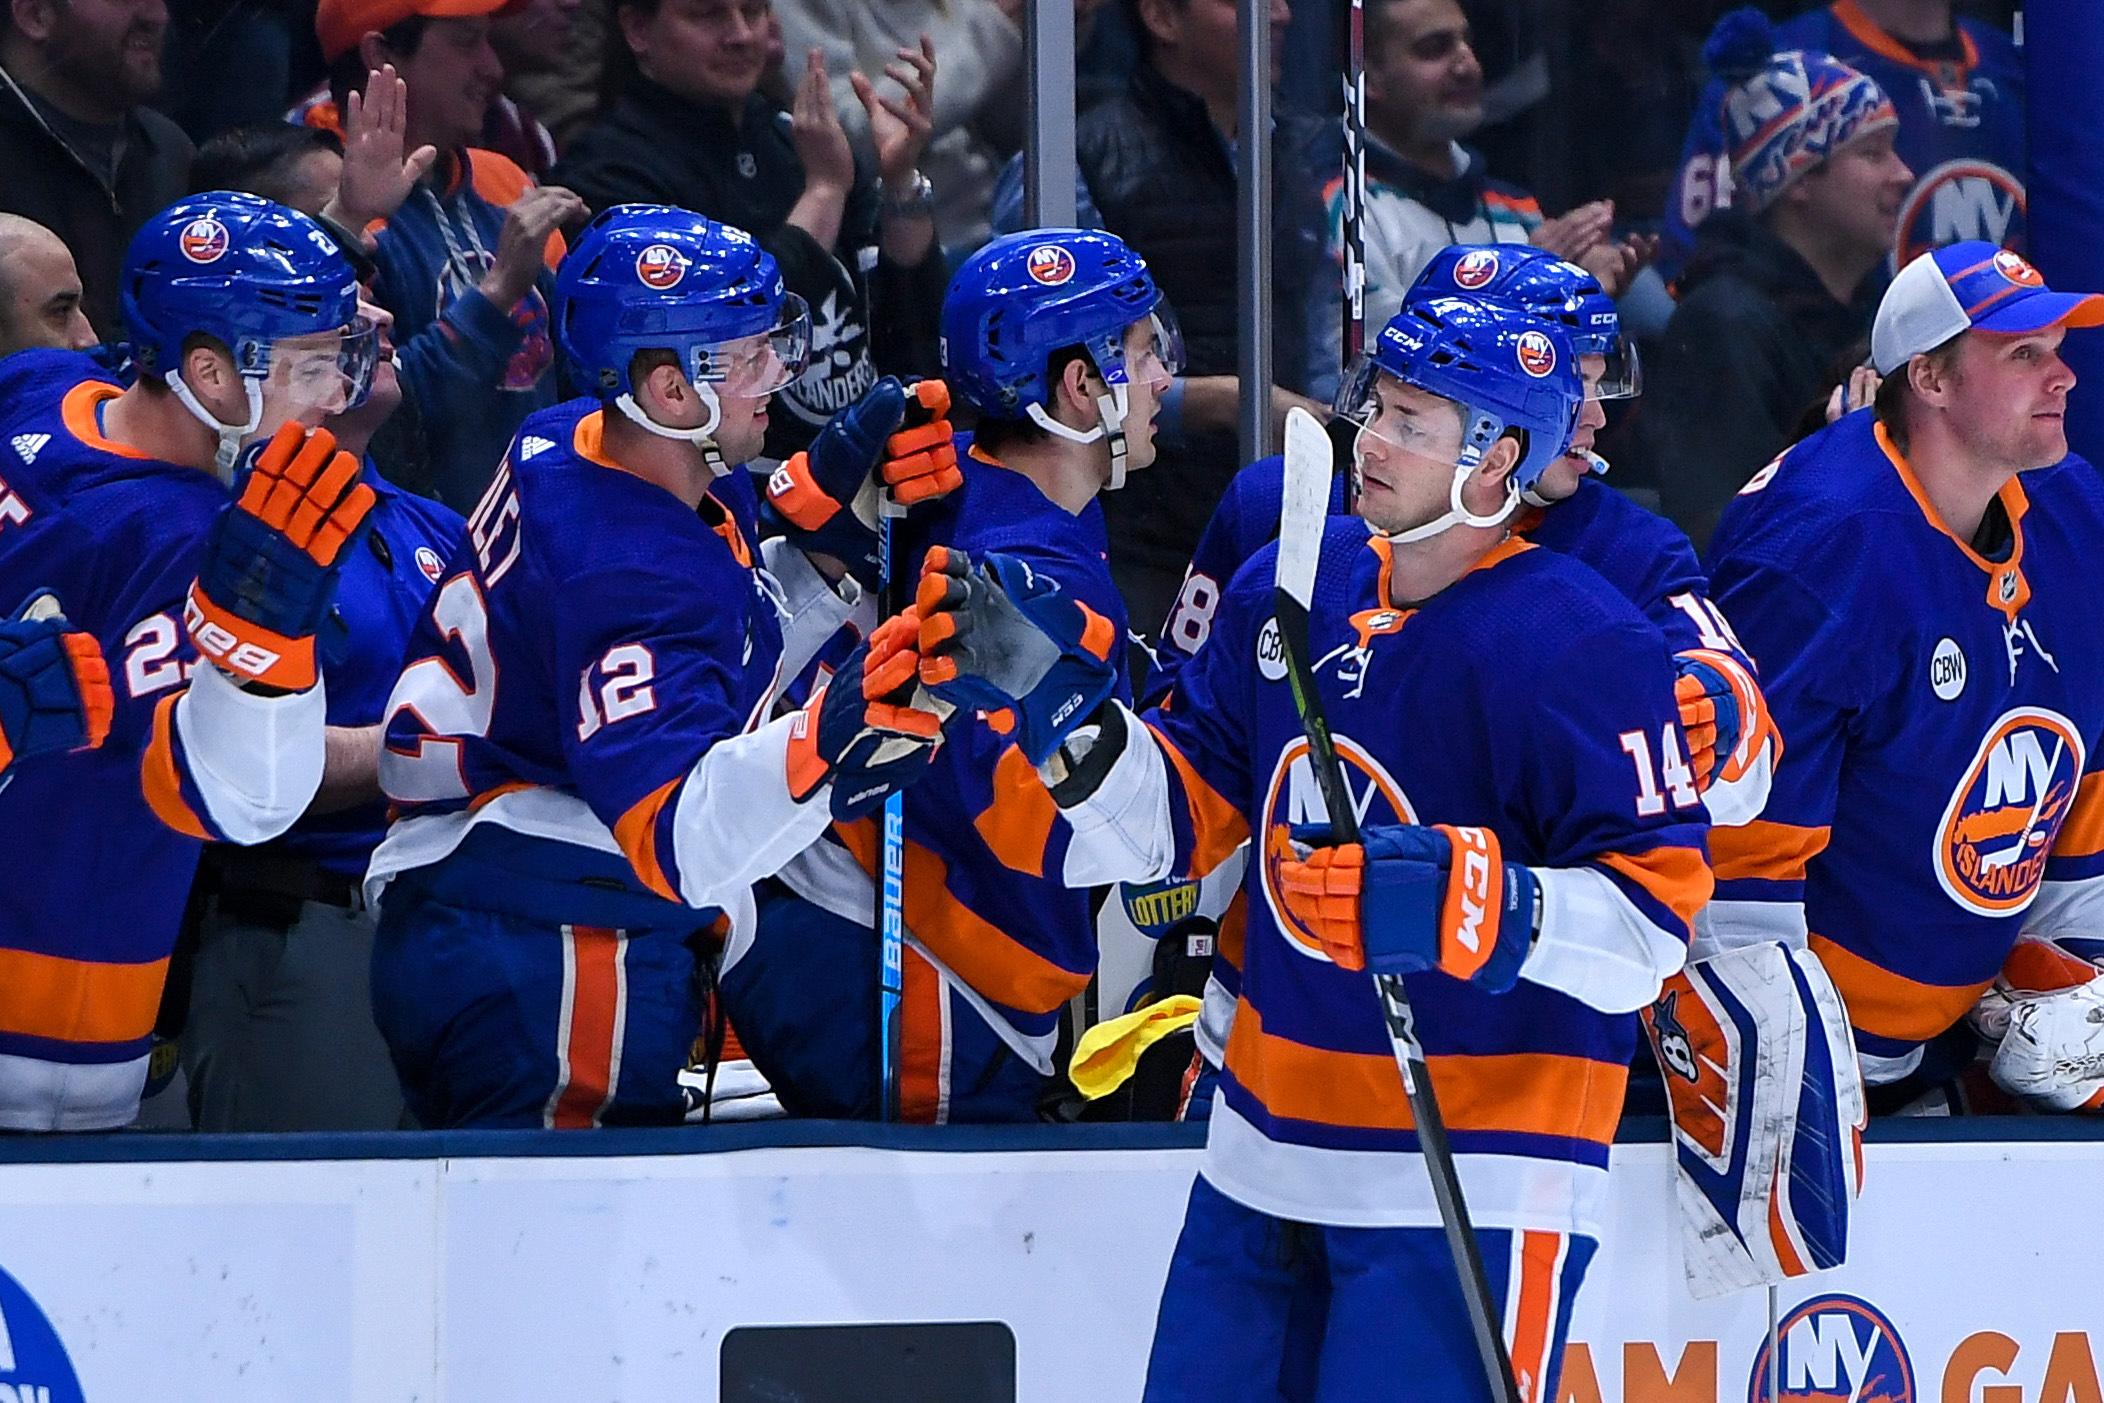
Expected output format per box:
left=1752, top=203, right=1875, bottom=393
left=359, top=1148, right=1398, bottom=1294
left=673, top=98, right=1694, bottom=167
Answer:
left=166, top=370, right=261, bottom=485
left=614, top=380, right=729, bottom=476
left=1361, top=420, right=1521, bottom=546
left=1025, top=383, right=1132, bottom=489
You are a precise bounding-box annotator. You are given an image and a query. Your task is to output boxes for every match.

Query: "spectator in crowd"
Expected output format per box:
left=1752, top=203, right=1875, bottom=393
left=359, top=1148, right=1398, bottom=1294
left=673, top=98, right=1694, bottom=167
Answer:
left=320, top=5, right=584, bottom=510
left=992, top=0, right=1334, bottom=635
left=1333, top=0, right=1652, bottom=342
left=160, top=0, right=296, bottom=143
left=0, top=0, right=194, bottom=339
left=551, top=0, right=946, bottom=462
left=485, top=0, right=579, bottom=178
left=0, top=214, right=97, bottom=356
left=772, top=0, right=1022, bottom=254
left=1662, top=0, right=2026, bottom=280
left=175, top=136, right=464, bottom=1134
left=504, top=0, right=608, bottom=147
left=1640, top=14, right=1910, bottom=548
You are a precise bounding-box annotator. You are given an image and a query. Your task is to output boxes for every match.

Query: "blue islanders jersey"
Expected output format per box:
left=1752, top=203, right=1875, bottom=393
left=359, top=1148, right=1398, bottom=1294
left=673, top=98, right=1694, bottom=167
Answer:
left=1664, top=0, right=2026, bottom=279
left=1705, top=412, right=2104, bottom=1086
left=267, top=468, right=463, bottom=878
left=373, top=398, right=826, bottom=940
left=1142, top=525, right=1708, bottom=1231
left=774, top=444, right=1135, bottom=1114
left=0, top=352, right=319, bottom=1128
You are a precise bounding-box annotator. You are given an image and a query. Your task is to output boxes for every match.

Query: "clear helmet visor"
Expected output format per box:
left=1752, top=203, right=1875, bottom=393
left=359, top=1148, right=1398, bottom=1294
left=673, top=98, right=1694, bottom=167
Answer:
left=1096, top=303, right=1186, bottom=390
left=1331, top=357, right=1522, bottom=536
left=692, top=292, right=812, bottom=397
left=1584, top=336, right=1642, bottom=401
left=259, top=315, right=380, bottom=418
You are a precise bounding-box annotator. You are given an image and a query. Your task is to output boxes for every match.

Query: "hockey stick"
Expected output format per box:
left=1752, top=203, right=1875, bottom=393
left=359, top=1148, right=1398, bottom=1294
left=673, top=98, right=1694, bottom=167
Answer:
left=877, top=487, right=905, bottom=1122
left=1341, top=0, right=1367, bottom=367
left=1274, top=408, right=1521, bottom=1403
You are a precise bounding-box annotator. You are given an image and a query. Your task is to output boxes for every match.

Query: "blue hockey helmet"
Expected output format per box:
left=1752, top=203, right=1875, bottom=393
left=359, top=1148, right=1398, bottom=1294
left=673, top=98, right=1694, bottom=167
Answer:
left=1335, top=292, right=1583, bottom=540
left=555, top=204, right=810, bottom=459
left=122, top=191, right=373, bottom=475
left=940, top=229, right=1183, bottom=487
left=1411, top=244, right=1640, bottom=399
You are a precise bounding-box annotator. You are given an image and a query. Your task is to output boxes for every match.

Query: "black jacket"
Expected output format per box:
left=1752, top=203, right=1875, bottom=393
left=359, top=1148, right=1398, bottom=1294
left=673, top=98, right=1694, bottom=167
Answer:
left=1075, top=64, right=1333, bottom=629
left=551, top=78, right=945, bottom=459
left=1639, top=210, right=1881, bottom=550
left=0, top=65, right=193, bottom=341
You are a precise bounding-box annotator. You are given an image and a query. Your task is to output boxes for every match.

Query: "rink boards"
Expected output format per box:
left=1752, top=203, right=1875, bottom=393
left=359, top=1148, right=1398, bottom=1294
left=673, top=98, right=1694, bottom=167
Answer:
left=0, top=1120, right=2097, bottom=1402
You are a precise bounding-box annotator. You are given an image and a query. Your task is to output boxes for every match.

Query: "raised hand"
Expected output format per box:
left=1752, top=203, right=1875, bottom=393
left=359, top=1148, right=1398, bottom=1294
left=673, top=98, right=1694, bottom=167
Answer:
left=332, top=66, right=438, bottom=229
left=851, top=34, right=937, bottom=188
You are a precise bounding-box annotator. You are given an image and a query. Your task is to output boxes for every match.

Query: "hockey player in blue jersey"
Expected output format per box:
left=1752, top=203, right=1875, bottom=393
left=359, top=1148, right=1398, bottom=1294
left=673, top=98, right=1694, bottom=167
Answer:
left=916, top=295, right=1709, bottom=1402
left=368, top=205, right=959, bottom=1130
left=0, top=191, right=381, bottom=1131
left=730, top=228, right=1180, bottom=1121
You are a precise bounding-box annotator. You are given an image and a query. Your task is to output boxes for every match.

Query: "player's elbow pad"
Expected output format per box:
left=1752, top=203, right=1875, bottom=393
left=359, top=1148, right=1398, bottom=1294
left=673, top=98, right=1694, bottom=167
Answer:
left=175, top=664, right=327, bottom=845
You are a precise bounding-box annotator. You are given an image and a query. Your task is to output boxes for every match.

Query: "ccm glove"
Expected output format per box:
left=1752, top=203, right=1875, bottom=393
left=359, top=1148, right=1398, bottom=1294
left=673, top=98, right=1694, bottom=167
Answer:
left=915, top=546, right=1117, bottom=766
left=186, top=422, right=376, bottom=691
left=765, top=378, right=961, bottom=588
left=0, top=605, right=112, bottom=773
left=1276, top=822, right=1537, bottom=991
left=786, top=606, right=951, bottom=820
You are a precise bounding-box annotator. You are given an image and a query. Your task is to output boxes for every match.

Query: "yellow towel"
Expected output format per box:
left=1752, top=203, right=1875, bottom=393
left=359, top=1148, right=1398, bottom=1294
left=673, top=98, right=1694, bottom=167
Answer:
left=1069, top=996, right=1202, bottom=1100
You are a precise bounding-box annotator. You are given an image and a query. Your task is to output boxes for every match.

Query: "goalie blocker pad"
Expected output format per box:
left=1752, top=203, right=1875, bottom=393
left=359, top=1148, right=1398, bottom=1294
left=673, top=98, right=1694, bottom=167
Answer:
left=1642, top=941, right=1865, bottom=1298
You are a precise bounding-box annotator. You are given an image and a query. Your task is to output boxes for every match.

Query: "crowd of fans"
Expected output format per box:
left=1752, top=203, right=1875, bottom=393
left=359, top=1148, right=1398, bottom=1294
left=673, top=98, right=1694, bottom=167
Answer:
left=0, top=0, right=2050, bottom=1135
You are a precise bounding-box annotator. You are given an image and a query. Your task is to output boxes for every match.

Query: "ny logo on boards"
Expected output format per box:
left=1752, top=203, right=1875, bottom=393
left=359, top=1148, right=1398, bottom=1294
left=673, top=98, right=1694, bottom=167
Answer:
left=0, top=1264, right=83, bottom=1403
left=1748, top=1294, right=1913, bottom=1403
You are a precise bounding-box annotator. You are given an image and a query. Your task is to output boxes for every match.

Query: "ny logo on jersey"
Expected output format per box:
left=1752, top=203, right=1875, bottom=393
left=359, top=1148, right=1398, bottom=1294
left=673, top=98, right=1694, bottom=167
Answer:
left=11, top=433, right=48, bottom=465
left=2004, top=615, right=2058, bottom=684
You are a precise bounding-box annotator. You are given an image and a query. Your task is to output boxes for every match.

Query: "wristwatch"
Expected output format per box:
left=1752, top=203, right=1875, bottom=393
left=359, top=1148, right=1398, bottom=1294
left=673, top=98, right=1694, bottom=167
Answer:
left=879, top=170, right=935, bottom=219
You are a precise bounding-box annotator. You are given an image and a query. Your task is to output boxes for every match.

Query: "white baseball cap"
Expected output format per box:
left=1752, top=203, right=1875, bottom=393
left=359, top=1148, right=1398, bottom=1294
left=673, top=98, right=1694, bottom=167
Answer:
left=1872, top=242, right=2104, bottom=375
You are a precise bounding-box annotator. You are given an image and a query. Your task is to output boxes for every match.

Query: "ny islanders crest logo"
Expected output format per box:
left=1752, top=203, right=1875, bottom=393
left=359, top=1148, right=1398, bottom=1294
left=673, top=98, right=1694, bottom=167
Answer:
left=1516, top=331, right=1557, bottom=378
left=179, top=215, right=230, bottom=264
left=1026, top=244, right=1076, bottom=286
left=1935, top=707, right=2084, bottom=917
left=634, top=242, right=690, bottom=289
left=1258, top=734, right=1413, bottom=961
left=1748, top=1294, right=1914, bottom=1403
left=1451, top=248, right=1500, bottom=290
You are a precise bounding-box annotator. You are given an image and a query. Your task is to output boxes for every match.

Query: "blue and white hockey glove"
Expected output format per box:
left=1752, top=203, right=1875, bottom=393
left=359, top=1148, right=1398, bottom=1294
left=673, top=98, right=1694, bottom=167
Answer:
left=786, top=607, right=950, bottom=820
left=0, top=604, right=112, bottom=774
left=914, top=546, right=1118, bottom=767
left=764, top=379, right=961, bottom=589
left=1276, top=823, right=1537, bottom=991
left=187, top=422, right=375, bottom=691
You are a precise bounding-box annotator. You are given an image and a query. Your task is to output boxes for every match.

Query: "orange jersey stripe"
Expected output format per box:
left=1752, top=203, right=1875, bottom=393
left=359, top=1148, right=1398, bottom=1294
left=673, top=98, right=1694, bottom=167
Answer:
left=0, top=946, right=170, bottom=1046
left=899, top=945, right=944, bottom=1122
left=1224, top=1001, right=1628, bottom=1143
left=1598, top=843, right=1713, bottom=931
left=613, top=775, right=682, bottom=902
left=1148, top=723, right=1250, bottom=878
left=1809, top=932, right=1989, bottom=1044
left=838, top=821, right=1091, bottom=1014
left=550, top=925, right=623, bottom=1129
left=1509, top=1231, right=1563, bottom=1403
left=141, top=691, right=212, bottom=841
left=1711, top=820, right=1830, bottom=883
left=973, top=744, right=1059, bottom=879
left=2054, top=772, right=2104, bottom=859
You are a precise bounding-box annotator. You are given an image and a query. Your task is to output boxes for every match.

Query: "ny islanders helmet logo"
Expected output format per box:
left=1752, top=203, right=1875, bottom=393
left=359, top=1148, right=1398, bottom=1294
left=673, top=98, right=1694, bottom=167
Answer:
left=1993, top=248, right=2044, bottom=287
left=1935, top=707, right=2084, bottom=917
left=1452, top=248, right=1500, bottom=290
left=1258, top=735, right=1413, bottom=961
left=634, top=243, right=690, bottom=289
left=1748, top=1294, right=1913, bottom=1403
left=1026, top=244, right=1076, bottom=286
left=1516, top=330, right=1557, bottom=378
left=179, top=215, right=230, bottom=264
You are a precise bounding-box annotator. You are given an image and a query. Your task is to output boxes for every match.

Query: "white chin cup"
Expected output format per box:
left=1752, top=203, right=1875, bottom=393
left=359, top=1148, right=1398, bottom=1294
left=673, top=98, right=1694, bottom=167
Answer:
left=1026, top=385, right=1132, bottom=490
left=614, top=381, right=729, bottom=475
left=166, top=370, right=262, bottom=484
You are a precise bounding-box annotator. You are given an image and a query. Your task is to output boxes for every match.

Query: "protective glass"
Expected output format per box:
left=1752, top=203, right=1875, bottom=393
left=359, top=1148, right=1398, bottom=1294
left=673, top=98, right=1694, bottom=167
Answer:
left=693, top=292, right=812, bottom=397
left=264, top=315, right=380, bottom=417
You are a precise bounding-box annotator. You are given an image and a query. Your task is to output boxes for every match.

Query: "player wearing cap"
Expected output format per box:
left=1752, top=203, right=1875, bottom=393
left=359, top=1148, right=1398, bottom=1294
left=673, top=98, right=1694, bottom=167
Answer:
left=727, top=228, right=1177, bottom=1122
left=305, top=0, right=587, bottom=510
left=1708, top=241, right=2104, bottom=1116
left=0, top=192, right=380, bottom=1131
left=367, top=206, right=955, bottom=1130
left=915, top=293, right=1707, bottom=1400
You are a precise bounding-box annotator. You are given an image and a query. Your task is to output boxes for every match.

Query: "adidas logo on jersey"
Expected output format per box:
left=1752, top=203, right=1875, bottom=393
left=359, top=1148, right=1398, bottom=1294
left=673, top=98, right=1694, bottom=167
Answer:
left=518, top=435, right=555, bottom=461
left=12, top=433, right=49, bottom=465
